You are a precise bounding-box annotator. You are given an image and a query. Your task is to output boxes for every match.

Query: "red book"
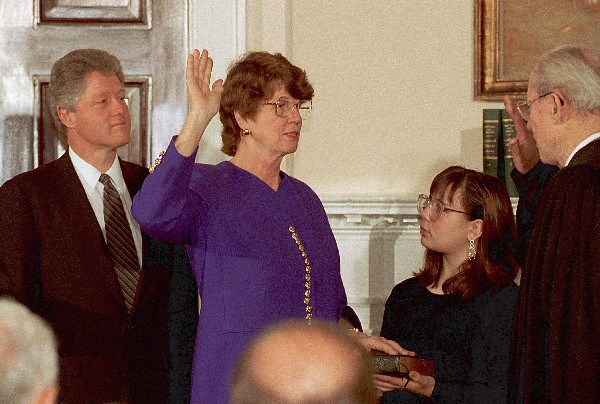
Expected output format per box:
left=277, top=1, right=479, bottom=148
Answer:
left=370, top=351, right=435, bottom=378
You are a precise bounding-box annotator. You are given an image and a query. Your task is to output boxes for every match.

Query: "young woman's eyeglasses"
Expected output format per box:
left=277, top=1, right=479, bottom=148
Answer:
left=417, top=194, right=469, bottom=221
left=264, top=97, right=312, bottom=119
left=515, top=92, right=552, bottom=121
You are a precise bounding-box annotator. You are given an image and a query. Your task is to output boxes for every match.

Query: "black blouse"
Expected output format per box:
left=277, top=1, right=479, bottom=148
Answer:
left=380, top=277, right=518, bottom=403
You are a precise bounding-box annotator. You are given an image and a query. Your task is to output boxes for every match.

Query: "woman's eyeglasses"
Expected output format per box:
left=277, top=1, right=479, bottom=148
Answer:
left=264, top=97, right=312, bottom=119
left=417, top=194, right=469, bottom=221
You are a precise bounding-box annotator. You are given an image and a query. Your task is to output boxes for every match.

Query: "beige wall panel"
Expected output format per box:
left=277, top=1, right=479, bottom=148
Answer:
left=248, top=0, right=505, bottom=199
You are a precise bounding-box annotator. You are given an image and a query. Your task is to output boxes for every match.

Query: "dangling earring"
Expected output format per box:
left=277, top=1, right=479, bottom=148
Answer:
left=242, top=129, right=250, bottom=136
left=468, top=239, right=476, bottom=261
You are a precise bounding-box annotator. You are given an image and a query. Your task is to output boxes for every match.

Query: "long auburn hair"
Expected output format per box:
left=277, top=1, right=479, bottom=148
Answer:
left=416, top=166, right=518, bottom=300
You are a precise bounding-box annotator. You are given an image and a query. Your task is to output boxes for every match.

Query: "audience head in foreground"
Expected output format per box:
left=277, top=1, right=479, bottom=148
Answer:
left=230, top=319, right=378, bottom=404
left=0, top=297, right=59, bottom=404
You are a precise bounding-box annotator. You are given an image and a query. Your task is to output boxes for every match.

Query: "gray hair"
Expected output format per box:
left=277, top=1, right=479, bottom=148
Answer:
left=49, top=48, right=124, bottom=145
left=0, top=298, right=59, bottom=404
left=532, top=45, right=600, bottom=112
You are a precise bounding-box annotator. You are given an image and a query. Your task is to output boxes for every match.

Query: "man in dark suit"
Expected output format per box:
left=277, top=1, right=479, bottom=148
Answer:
left=0, top=49, right=197, bottom=404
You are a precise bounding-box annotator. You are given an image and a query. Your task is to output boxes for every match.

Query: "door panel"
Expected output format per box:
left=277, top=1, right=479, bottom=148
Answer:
left=0, top=0, right=187, bottom=184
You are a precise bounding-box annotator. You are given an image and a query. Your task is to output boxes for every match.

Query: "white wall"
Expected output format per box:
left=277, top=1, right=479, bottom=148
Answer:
left=247, top=0, right=505, bottom=198
left=198, top=0, right=511, bottom=333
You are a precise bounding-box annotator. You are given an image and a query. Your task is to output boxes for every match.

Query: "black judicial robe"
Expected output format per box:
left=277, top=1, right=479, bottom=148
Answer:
left=510, top=139, right=600, bottom=403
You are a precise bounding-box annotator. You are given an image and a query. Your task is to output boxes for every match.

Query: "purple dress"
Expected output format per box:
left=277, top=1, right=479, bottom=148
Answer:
left=132, top=139, right=351, bottom=403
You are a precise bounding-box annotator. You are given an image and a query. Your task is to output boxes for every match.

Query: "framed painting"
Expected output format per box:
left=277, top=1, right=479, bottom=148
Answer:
left=474, top=0, right=600, bottom=100
left=35, top=0, right=150, bottom=27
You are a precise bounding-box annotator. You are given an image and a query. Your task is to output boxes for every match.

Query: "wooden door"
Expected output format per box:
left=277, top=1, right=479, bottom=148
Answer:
left=0, top=0, right=189, bottom=185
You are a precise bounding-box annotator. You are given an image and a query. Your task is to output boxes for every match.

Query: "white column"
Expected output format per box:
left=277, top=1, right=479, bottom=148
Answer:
left=187, top=0, right=246, bottom=164
left=324, top=199, right=424, bottom=335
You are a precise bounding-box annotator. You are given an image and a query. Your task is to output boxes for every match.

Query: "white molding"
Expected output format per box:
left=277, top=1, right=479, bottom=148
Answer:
left=324, top=198, right=421, bottom=229
left=187, top=0, right=246, bottom=72
left=187, top=0, right=246, bottom=164
left=323, top=197, right=519, bottom=334
left=257, top=0, right=291, bottom=56
left=322, top=198, right=424, bottom=335
left=251, top=0, right=293, bottom=173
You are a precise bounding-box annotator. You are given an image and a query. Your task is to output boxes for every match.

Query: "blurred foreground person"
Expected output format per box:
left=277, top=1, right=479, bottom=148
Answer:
left=0, top=297, right=59, bottom=404
left=230, top=319, right=378, bottom=404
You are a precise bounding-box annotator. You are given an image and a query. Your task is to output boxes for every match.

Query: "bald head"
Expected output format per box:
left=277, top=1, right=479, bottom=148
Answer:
left=230, top=320, right=377, bottom=404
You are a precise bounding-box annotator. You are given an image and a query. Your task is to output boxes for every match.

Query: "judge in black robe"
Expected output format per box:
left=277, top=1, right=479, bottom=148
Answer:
left=510, top=139, right=600, bottom=403
left=508, top=45, right=600, bottom=404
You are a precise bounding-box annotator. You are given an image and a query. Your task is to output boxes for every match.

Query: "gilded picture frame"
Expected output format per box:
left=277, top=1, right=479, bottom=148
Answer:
left=35, top=0, right=150, bottom=28
left=474, top=0, right=600, bottom=101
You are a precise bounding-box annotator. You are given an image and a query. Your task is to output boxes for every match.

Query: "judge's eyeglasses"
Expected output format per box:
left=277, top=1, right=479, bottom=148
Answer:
left=515, top=92, right=552, bottom=121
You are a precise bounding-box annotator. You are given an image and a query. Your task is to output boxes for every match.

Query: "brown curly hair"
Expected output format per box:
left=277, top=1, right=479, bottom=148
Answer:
left=416, top=166, right=518, bottom=300
left=219, top=51, right=314, bottom=156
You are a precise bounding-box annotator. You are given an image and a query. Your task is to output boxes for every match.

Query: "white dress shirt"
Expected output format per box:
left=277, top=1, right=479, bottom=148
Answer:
left=69, top=148, right=143, bottom=267
left=565, top=131, right=600, bottom=166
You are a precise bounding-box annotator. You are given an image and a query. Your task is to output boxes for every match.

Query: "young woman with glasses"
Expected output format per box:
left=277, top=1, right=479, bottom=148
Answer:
left=375, top=166, right=519, bottom=403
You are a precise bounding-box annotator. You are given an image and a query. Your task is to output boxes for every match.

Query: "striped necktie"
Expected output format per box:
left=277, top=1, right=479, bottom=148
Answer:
left=99, top=174, right=140, bottom=312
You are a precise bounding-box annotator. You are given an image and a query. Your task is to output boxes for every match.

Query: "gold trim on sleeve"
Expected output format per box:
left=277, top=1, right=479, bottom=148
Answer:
left=148, top=151, right=166, bottom=173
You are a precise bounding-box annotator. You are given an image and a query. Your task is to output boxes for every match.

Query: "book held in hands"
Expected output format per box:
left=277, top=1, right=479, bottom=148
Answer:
left=370, top=350, right=434, bottom=378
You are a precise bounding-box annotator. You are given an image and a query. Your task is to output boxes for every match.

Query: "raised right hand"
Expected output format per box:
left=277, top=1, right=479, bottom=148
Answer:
left=503, top=95, right=540, bottom=174
left=175, top=49, right=224, bottom=156
left=186, top=48, right=223, bottom=119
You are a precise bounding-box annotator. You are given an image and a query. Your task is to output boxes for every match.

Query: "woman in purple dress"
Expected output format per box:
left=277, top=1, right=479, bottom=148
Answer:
left=132, top=49, right=401, bottom=403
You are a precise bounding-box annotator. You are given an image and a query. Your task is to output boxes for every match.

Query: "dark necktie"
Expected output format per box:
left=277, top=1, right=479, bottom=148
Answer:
left=99, top=173, right=140, bottom=312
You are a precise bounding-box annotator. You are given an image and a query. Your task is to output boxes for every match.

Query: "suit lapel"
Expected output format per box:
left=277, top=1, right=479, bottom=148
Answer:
left=120, top=160, right=176, bottom=318
left=54, top=153, right=129, bottom=314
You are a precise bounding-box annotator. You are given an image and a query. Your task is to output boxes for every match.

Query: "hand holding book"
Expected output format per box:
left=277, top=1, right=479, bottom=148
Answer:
left=370, top=350, right=434, bottom=378
left=371, top=350, right=436, bottom=398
